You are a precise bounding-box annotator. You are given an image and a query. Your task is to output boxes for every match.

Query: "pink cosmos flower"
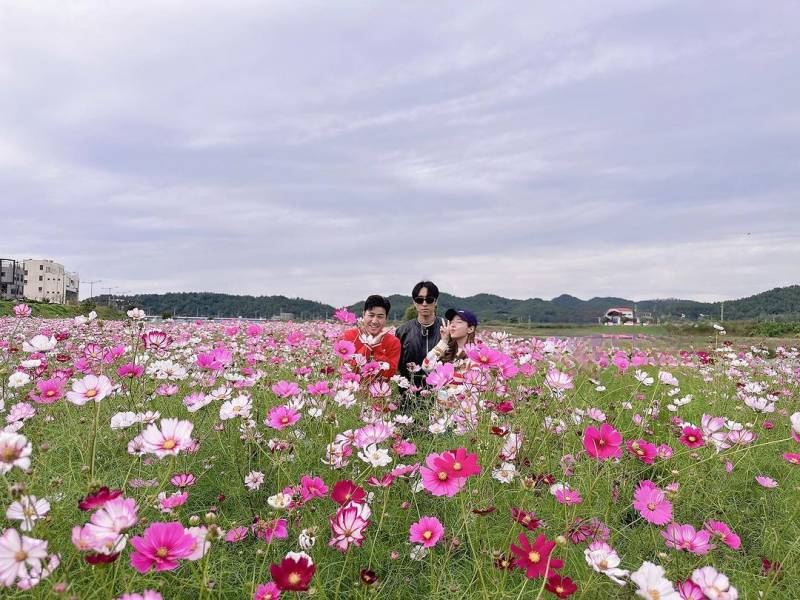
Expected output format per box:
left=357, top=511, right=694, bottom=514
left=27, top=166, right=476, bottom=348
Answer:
left=583, top=424, right=623, bottom=461
left=554, top=489, right=582, bottom=505
left=409, top=516, right=444, bottom=548
left=0, top=528, right=59, bottom=589
left=334, top=308, right=358, bottom=324
left=425, top=362, right=454, bottom=390
left=118, top=591, right=163, bottom=600
left=0, top=432, right=33, bottom=474
left=632, top=484, right=672, bottom=525
left=252, top=518, right=288, bottom=543
left=129, top=522, right=195, bottom=573
left=299, top=476, right=328, bottom=502
left=431, top=448, right=481, bottom=481
left=783, top=452, right=800, bottom=465
left=466, top=344, right=504, bottom=369
left=141, top=418, right=194, bottom=458
left=158, top=491, right=189, bottom=513
left=13, top=304, right=32, bottom=318
left=170, top=473, right=197, bottom=487
left=755, top=475, right=778, bottom=488
left=271, top=380, right=301, bottom=398
left=28, top=378, right=65, bottom=404
left=66, top=374, right=114, bottom=405
left=703, top=520, right=741, bottom=550
left=266, top=405, right=301, bottom=430
left=141, top=330, right=173, bottom=355
left=626, top=439, right=657, bottom=464
left=225, top=527, right=248, bottom=542
left=676, top=579, right=705, bottom=599
left=392, top=439, right=417, bottom=456
left=690, top=566, right=738, bottom=599
left=253, top=582, right=281, bottom=600
left=333, top=340, right=356, bottom=360
left=420, top=452, right=467, bottom=497
left=661, top=523, right=715, bottom=555
left=545, top=369, right=574, bottom=392
left=679, top=426, right=704, bottom=448
left=117, top=363, right=144, bottom=378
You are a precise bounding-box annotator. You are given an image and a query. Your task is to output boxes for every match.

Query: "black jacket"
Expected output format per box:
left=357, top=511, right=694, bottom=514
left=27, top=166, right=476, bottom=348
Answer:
left=394, top=317, right=445, bottom=384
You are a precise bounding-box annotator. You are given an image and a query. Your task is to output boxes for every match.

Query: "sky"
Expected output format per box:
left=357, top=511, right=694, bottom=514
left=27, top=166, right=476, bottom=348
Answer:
left=1, top=0, right=798, bottom=307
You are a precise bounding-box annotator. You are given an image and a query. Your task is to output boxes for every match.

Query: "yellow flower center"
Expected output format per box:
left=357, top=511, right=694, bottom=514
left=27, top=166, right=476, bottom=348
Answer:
left=156, top=547, right=169, bottom=558
left=452, top=461, right=462, bottom=471
left=162, top=439, right=176, bottom=450
left=281, top=417, right=289, bottom=424
left=1, top=447, right=20, bottom=461
left=688, top=436, right=696, bottom=442
left=528, top=551, right=540, bottom=563
left=423, top=531, right=432, bottom=540
left=437, top=471, right=448, bottom=481
left=15, top=550, right=27, bottom=562
left=86, top=389, right=98, bottom=398
left=288, top=572, right=301, bottom=585
left=46, top=390, right=55, bottom=397
left=647, top=503, right=656, bottom=511
left=649, top=590, right=661, bottom=600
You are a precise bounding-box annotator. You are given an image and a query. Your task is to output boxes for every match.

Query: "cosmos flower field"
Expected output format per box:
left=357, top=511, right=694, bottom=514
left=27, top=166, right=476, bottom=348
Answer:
left=0, top=306, right=798, bottom=599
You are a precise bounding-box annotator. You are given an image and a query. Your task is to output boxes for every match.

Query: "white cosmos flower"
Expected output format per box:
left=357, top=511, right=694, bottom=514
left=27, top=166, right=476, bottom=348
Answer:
left=244, top=471, right=265, bottom=490
left=630, top=561, right=680, bottom=600
left=22, top=335, right=57, bottom=353
left=357, top=444, right=392, bottom=468
left=6, top=495, right=51, bottom=531
left=492, top=462, right=516, bottom=484
left=8, top=372, right=31, bottom=389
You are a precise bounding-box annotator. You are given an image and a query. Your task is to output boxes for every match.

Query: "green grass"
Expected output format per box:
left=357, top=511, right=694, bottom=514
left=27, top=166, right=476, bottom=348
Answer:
left=0, top=299, right=123, bottom=320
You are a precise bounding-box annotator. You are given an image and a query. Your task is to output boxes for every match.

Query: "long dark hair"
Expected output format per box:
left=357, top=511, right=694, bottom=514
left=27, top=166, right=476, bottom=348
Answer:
left=440, top=329, right=476, bottom=363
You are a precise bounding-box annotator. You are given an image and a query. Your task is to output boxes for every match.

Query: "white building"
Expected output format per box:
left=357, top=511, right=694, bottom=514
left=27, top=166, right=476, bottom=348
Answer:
left=0, top=258, right=25, bottom=300
left=601, top=307, right=636, bottom=325
left=22, top=259, right=80, bottom=304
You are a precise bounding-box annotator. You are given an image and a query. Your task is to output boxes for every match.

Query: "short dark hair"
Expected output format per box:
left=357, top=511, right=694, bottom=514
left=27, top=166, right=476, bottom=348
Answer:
left=364, top=295, right=391, bottom=314
left=412, top=280, right=439, bottom=300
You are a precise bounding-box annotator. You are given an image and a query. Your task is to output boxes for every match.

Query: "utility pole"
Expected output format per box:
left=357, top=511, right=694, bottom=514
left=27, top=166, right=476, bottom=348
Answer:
left=103, top=286, right=117, bottom=307
left=86, top=279, right=102, bottom=301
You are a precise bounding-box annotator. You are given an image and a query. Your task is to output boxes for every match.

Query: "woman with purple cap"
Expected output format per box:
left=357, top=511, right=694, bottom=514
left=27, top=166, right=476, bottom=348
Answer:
left=421, top=308, right=479, bottom=371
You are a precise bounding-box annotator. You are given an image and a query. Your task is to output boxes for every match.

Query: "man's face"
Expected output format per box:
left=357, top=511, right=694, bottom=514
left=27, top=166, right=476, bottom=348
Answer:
left=363, top=307, right=387, bottom=335
left=413, top=286, right=437, bottom=320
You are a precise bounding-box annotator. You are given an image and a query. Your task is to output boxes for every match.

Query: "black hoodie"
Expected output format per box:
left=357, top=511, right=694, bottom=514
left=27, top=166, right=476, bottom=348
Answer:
left=394, top=317, right=446, bottom=386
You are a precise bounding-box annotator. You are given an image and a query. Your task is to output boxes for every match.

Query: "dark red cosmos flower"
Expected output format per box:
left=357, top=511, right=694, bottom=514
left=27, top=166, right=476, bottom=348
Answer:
left=471, top=506, right=496, bottom=516
left=84, top=552, right=120, bottom=565
left=331, top=480, right=366, bottom=505
left=510, top=533, right=563, bottom=579
left=490, top=426, right=509, bottom=437
left=494, top=401, right=514, bottom=414
left=511, top=508, right=543, bottom=531
left=545, top=574, right=577, bottom=598
left=359, top=568, right=378, bottom=585
left=78, top=487, right=123, bottom=511
left=493, top=553, right=517, bottom=570
left=270, top=552, right=316, bottom=592
left=762, top=557, right=782, bottom=576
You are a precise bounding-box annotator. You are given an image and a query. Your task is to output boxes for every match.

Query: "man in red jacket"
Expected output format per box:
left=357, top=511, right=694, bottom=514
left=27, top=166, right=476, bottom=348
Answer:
left=340, top=295, right=401, bottom=379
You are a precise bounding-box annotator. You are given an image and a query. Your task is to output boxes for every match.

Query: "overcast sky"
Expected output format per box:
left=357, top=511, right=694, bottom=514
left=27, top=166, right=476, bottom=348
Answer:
left=1, top=1, right=798, bottom=307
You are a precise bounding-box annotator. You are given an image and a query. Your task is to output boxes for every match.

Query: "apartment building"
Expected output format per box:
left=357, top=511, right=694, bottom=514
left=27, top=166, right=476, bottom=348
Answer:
left=0, top=258, right=25, bottom=299
left=22, top=259, right=80, bottom=304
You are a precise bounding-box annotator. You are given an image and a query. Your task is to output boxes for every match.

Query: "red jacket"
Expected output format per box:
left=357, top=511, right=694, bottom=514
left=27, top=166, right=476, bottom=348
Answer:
left=340, top=328, right=401, bottom=379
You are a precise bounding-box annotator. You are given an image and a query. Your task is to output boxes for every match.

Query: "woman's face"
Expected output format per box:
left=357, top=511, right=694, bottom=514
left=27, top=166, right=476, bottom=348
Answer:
left=448, top=315, right=475, bottom=341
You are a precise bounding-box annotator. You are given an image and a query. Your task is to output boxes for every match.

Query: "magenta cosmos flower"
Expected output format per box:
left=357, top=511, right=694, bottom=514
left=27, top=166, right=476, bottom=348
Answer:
left=626, top=439, right=657, bottom=464
left=141, top=418, right=194, bottom=458
left=632, top=483, right=672, bottom=525
left=66, top=374, right=114, bottom=405
left=431, top=448, right=481, bottom=480
left=679, top=426, right=705, bottom=448
left=266, top=405, right=301, bottom=430
left=661, top=523, right=715, bottom=555
left=29, top=377, right=65, bottom=404
left=582, top=424, right=623, bottom=460
left=409, top=516, right=444, bottom=548
left=129, top=522, right=195, bottom=573
left=332, top=339, right=356, bottom=360
left=420, top=452, right=467, bottom=497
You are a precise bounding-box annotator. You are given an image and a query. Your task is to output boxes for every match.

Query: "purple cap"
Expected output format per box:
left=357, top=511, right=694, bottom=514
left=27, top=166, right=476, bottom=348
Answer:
left=445, top=308, right=478, bottom=327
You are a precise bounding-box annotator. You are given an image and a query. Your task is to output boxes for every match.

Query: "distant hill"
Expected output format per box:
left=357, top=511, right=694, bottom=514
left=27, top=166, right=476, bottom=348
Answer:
left=95, top=285, right=800, bottom=323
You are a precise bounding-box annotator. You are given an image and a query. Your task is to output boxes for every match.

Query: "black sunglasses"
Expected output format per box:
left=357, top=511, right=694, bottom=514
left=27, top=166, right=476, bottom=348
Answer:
left=414, top=296, right=437, bottom=305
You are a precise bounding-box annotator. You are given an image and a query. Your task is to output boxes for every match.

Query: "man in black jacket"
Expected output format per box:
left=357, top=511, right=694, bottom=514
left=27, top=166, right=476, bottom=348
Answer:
left=394, top=280, right=445, bottom=399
